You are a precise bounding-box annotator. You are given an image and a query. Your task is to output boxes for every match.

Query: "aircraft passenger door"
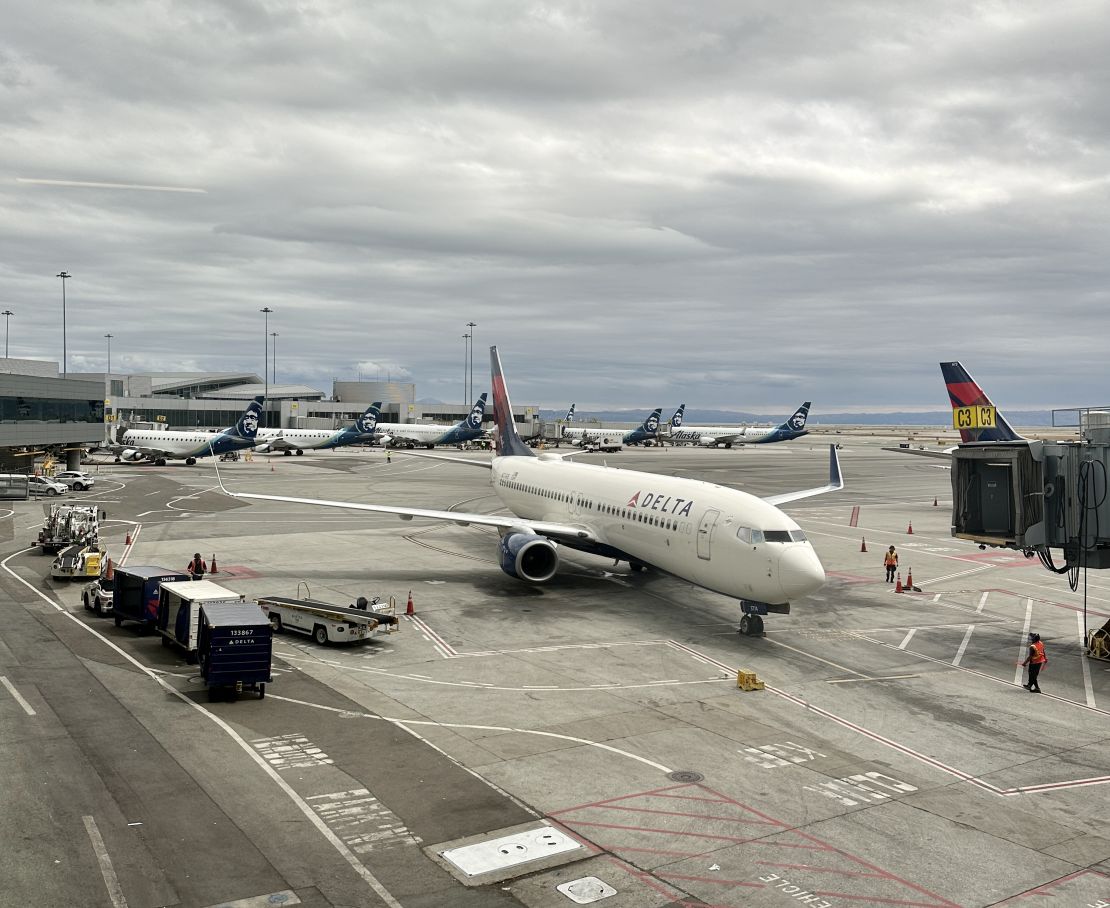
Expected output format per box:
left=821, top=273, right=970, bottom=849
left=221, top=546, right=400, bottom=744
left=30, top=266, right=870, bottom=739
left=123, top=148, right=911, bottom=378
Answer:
left=697, top=508, right=720, bottom=561
left=569, top=491, right=585, bottom=517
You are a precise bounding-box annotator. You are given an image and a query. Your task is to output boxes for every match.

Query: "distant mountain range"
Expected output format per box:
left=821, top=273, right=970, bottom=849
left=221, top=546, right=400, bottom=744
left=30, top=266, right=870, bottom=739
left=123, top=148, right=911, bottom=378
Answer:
left=539, top=408, right=1057, bottom=427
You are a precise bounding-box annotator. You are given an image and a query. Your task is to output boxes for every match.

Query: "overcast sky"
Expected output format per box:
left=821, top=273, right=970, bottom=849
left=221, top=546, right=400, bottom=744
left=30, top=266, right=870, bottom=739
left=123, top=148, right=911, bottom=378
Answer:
left=2, top=1, right=1108, bottom=412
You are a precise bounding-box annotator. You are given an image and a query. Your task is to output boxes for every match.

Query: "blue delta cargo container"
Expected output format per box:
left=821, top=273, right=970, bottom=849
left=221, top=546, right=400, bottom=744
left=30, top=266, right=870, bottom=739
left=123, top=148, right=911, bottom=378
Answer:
left=113, top=565, right=191, bottom=629
left=198, top=602, right=273, bottom=701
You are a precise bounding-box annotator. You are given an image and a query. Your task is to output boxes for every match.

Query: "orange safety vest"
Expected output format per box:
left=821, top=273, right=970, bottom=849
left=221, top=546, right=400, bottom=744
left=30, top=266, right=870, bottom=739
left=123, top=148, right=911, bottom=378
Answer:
left=1030, top=641, right=1046, bottom=664
left=884, top=551, right=898, bottom=566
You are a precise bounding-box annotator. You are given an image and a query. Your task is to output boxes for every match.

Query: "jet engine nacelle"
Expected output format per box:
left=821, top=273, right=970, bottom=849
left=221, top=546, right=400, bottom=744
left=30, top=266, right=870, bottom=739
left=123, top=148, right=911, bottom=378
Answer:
left=119, top=449, right=146, bottom=462
left=254, top=443, right=274, bottom=454
left=498, top=529, right=559, bottom=583
left=378, top=434, right=393, bottom=447
left=698, top=436, right=717, bottom=447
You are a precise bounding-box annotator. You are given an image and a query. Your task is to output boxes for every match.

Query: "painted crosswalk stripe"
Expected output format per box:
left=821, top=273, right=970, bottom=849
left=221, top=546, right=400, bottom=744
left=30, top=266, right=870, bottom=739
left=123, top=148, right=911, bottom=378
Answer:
left=0, top=676, right=35, bottom=715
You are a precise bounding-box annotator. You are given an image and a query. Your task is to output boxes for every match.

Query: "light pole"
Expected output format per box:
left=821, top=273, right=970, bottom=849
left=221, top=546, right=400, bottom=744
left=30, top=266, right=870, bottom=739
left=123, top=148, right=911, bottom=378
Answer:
left=57, top=271, right=71, bottom=375
left=270, top=332, right=278, bottom=384
left=1, top=310, right=12, bottom=359
left=260, top=307, right=273, bottom=426
left=466, top=321, right=477, bottom=403
left=462, top=333, right=470, bottom=405
left=104, top=333, right=113, bottom=374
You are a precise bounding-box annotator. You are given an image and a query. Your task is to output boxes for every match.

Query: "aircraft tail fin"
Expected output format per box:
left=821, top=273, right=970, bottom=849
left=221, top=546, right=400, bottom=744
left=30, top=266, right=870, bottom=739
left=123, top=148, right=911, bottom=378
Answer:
left=565, top=403, right=575, bottom=424
left=669, top=403, right=685, bottom=430
left=940, top=362, right=1023, bottom=443
left=354, top=402, right=381, bottom=435
left=227, top=396, right=264, bottom=441
left=641, top=407, right=663, bottom=436
left=461, top=392, right=488, bottom=431
left=780, top=402, right=811, bottom=433
left=490, top=348, right=534, bottom=457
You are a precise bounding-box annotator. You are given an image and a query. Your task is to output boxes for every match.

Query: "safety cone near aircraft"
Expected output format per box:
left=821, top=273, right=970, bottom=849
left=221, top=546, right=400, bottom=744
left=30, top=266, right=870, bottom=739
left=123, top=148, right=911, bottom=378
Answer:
left=933, top=497, right=938, bottom=507
left=906, top=568, right=913, bottom=588
left=895, top=572, right=904, bottom=593
left=406, top=591, right=414, bottom=615
left=210, top=554, right=218, bottom=574
left=860, top=537, right=868, bottom=553
left=907, top=522, right=914, bottom=534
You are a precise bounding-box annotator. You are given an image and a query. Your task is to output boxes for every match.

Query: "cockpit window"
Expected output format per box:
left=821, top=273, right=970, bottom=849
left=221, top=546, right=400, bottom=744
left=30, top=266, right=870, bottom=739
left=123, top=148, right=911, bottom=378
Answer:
left=736, top=527, right=764, bottom=544
left=764, top=530, right=793, bottom=543
left=790, top=530, right=808, bottom=542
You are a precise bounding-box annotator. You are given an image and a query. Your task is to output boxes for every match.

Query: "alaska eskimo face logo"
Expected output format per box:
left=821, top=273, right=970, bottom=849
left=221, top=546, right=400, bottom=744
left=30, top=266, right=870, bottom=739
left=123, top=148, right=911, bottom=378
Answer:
left=645, top=416, right=659, bottom=433
left=790, top=411, right=807, bottom=430
left=467, top=405, right=483, bottom=429
left=357, top=413, right=378, bottom=433
left=239, top=411, right=259, bottom=435
left=672, top=411, right=683, bottom=428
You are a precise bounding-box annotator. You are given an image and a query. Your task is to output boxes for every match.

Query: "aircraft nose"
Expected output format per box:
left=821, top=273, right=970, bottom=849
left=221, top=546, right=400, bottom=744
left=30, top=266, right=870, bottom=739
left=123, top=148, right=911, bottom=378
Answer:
left=778, top=546, right=826, bottom=600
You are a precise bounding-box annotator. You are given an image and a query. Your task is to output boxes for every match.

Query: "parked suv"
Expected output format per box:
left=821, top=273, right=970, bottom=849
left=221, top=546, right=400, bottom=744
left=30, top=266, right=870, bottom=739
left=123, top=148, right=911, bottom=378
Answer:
left=53, top=471, right=96, bottom=491
left=28, top=476, right=68, bottom=496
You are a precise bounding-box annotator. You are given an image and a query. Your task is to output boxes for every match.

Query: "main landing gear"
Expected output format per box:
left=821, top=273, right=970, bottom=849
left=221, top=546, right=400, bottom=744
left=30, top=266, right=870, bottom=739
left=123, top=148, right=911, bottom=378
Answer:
left=185, top=457, right=196, bottom=465
left=738, top=614, right=764, bottom=637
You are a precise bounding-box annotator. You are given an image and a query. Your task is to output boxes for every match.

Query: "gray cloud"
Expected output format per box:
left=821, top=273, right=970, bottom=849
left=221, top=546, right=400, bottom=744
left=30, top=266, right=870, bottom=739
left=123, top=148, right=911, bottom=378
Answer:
left=1, top=0, right=1108, bottom=411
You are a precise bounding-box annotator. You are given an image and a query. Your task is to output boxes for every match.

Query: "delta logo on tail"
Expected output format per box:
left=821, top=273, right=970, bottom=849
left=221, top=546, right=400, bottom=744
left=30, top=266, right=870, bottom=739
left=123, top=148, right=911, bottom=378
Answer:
left=940, top=362, right=1023, bottom=443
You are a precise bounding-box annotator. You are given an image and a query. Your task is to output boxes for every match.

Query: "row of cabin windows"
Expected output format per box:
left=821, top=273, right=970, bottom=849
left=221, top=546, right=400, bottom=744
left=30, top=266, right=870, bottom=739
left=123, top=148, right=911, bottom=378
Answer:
left=500, top=477, right=685, bottom=532
left=736, top=527, right=807, bottom=544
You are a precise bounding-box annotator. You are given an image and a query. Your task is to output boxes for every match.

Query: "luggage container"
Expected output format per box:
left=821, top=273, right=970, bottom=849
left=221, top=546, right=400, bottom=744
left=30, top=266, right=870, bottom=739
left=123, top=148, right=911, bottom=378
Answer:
left=112, top=565, right=191, bottom=630
left=198, top=602, right=272, bottom=701
left=256, top=592, right=397, bottom=646
left=157, top=580, right=247, bottom=664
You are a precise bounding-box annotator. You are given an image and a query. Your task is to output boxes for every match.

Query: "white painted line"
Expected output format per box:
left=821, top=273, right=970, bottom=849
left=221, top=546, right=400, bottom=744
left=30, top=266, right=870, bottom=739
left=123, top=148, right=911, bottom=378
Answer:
left=932, top=593, right=942, bottom=602
left=953, top=626, right=975, bottom=667
left=1080, top=611, right=1096, bottom=708
left=83, top=816, right=128, bottom=908
left=2, top=551, right=404, bottom=908
left=898, top=629, right=917, bottom=650
left=976, top=591, right=989, bottom=614
left=1016, top=599, right=1033, bottom=686
left=0, top=675, right=36, bottom=715
left=826, top=675, right=919, bottom=684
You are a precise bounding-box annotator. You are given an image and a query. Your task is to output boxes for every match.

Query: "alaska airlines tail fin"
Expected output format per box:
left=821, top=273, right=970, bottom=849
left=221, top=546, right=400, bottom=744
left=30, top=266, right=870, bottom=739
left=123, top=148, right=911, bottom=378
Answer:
left=490, top=349, right=534, bottom=457
left=354, top=402, right=381, bottom=436
left=669, top=403, right=685, bottom=430
left=781, top=401, right=811, bottom=434
left=461, top=392, right=488, bottom=432
left=940, top=362, right=1022, bottom=443
left=565, top=404, right=575, bottom=423
left=641, top=407, right=662, bottom=436
left=226, top=397, right=264, bottom=441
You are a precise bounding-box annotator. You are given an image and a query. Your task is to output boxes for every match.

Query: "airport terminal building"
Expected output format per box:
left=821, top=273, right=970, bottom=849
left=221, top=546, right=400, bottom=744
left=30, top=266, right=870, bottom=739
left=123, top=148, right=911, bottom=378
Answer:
left=0, top=360, right=541, bottom=468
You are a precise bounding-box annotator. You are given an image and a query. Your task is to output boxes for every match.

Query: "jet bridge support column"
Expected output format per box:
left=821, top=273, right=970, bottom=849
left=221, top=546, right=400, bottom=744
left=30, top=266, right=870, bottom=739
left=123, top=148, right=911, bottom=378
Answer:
left=66, top=449, right=82, bottom=471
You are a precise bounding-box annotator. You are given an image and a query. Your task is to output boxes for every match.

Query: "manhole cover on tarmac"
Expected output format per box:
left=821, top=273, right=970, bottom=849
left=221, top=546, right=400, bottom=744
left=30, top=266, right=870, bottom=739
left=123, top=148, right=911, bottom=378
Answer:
left=667, top=771, right=704, bottom=783
left=557, top=876, right=617, bottom=904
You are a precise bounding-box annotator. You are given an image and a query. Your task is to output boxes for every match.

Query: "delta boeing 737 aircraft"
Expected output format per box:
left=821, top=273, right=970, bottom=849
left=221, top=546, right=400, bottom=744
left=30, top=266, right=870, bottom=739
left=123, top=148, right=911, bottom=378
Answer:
left=219, top=350, right=843, bottom=636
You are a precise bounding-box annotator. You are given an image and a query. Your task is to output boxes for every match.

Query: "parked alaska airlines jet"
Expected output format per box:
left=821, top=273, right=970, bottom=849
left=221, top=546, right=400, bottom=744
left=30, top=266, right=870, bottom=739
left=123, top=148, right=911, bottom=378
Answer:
left=375, top=394, right=488, bottom=448
left=670, top=403, right=811, bottom=448
left=255, top=403, right=381, bottom=455
left=114, top=397, right=263, bottom=465
left=563, top=406, right=662, bottom=450
left=218, top=351, right=843, bottom=636
left=888, top=363, right=1024, bottom=460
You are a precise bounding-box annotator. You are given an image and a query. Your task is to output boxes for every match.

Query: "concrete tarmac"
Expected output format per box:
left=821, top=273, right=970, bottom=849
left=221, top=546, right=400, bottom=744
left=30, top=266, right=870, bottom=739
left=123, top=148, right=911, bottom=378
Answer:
left=1, top=440, right=1108, bottom=907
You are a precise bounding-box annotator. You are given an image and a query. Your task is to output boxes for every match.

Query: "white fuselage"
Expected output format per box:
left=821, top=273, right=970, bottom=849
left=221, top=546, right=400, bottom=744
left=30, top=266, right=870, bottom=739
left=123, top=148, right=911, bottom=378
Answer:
left=490, top=454, right=824, bottom=604
left=562, top=427, right=624, bottom=449
left=118, top=429, right=234, bottom=460
left=670, top=425, right=777, bottom=446
left=255, top=428, right=348, bottom=452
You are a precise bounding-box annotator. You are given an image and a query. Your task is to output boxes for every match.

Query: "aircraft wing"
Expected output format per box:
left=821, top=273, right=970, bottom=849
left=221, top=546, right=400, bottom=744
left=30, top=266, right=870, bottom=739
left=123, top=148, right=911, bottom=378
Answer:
left=762, top=445, right=844, bottom=507
left=881, top=445, right=954, bottom=460
left=218, top=486, right=599, bottom=544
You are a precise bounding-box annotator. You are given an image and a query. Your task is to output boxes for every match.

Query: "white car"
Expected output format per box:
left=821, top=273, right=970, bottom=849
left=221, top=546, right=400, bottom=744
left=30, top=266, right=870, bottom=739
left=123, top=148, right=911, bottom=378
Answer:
left=28, top=476, right=68, bottom=496
left=53, top=471, right=96, bottom=491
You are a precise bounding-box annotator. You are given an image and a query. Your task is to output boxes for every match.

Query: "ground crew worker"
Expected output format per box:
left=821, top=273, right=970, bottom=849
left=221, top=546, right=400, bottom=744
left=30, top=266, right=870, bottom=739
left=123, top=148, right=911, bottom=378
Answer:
left=1022, top=633, right=1047, bottom=692
left=884, top=545, right=899, bottom=583
left=385, top=449, right=392, bottom=464
left=187, top=552, right=207, bottom=581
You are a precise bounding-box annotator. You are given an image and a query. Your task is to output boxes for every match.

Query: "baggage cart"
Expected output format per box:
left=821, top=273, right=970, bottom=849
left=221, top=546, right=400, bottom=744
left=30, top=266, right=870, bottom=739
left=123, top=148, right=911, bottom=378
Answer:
left=157, top=580, right=247, bottom=664
left=256, top=591, right=397, bottom=646
left=112, top=565, right=191, bottom=630
left=198, top=602, right=272, bottom=701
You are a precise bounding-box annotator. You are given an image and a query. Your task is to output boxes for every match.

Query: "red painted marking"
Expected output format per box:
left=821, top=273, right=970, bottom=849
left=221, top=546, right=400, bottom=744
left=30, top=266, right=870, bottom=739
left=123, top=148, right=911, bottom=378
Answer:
left=599, top=803, right=778, bottom=825
left=850, top=505, right=860, bottom=527
left=217, top=565, right=261, bottom=579
left=564, top=819, right=759, bottom=844
left=811, top=893, right=958, bottom=907
left=757, top=860, right=890, bottom=880
left=658, top=872, right=763, bottom=888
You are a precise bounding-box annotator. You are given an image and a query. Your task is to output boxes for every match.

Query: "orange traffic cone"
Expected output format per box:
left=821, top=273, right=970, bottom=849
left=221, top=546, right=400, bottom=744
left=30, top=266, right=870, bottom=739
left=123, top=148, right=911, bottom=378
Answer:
left=860, top=537, right=868, bottom=552
left=125, top=532, right=132, bottom=545
left=906, top=568, right=913, bottom=588
left=895, top=572, right=903, bottom=593
left=406, top=591, right=414, bottom=615
left=270, top=461, right=275, bottom=472
left=933, top=497, right=938, bottom=507
left=907, top=522, right=913, bottom=535
left=105, top=558, right=114, bottom=580
left=210, top=554, right=218, bottom=574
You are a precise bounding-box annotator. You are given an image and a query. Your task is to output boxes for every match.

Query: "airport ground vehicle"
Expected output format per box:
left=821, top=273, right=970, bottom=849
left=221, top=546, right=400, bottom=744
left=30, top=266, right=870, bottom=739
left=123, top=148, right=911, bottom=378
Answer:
left=28, top=475, right=67, bottom=496
left=52, top=470, right=96, bottom=491
left=0, top=474, right=29, bottom=500
left=157, top=580, right=247, bottom=664
left=51, top=545, right=103, bottom=581
left=256, top=590, right=397, bottom=645
left=36, top=503, right=101, bottom=553
left=219, top=451, right=240, bottom=462
left=82, top=572, right=115, bottom=615
left=198, top=602, right=272, bottom=701
left=112, top=565, right=192, bottom=629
